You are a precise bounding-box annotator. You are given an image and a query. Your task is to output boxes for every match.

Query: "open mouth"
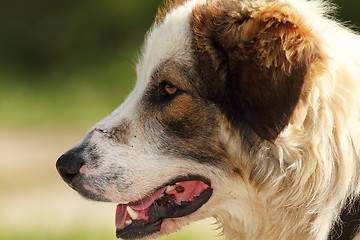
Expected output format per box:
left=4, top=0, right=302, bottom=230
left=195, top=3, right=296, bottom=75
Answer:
left=115, top=175, right=213, bottom=239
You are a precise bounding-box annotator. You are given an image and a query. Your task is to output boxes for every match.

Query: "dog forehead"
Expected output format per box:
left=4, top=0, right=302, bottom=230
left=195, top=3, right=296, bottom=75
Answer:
left=96, top=0, right=206, bottom=130
left=136, top=0, right=206, bottom=84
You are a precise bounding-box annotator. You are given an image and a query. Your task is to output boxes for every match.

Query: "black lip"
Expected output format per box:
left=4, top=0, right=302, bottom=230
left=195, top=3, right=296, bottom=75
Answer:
left=116, top=175, right=213, bottom=240
left=116, top=220, right=162, bottom=240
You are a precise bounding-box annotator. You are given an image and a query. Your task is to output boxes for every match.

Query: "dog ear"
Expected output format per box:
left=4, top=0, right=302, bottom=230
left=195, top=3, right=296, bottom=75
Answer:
left=192, top=1, right=320, bottom=141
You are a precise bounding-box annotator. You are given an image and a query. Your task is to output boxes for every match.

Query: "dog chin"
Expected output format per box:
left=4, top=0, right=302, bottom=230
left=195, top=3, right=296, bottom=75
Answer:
left=130, top=217, right=198, bottom=240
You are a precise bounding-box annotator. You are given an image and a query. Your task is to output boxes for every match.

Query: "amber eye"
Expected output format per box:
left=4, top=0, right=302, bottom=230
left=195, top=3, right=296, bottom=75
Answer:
left=159, top=82, right=180, bottom=102
left=164, top=83, right=178, bottom=95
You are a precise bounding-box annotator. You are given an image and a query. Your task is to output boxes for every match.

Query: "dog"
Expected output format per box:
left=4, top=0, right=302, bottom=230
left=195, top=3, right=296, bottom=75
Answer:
left=56, top=0, right=360, bottom=239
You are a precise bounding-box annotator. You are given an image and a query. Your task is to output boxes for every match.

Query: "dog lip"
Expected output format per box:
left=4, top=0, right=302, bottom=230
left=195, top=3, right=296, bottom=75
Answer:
left=115, top=175, right=213, bottom=239
left=116, top=219, right=162, bottom=240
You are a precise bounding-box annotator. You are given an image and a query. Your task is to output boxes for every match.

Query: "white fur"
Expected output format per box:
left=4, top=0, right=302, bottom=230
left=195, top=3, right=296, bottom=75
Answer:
left=136, top=0, right=206, bottom=84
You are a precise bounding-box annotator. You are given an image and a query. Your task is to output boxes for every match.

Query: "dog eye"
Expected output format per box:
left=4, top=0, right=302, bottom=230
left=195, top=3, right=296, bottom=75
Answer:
left=159, top=82, right=179, bottom=101
left=164, top=83, right=178, bottom=95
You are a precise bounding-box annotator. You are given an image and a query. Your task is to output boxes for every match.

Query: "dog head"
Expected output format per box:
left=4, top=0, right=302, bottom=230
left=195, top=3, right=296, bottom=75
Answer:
left=56, top=0, right=322, bottom=239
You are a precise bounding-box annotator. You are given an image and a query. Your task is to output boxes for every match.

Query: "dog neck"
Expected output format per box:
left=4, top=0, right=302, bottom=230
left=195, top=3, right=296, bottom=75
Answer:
left=212, top=192, right=319, bottom=239
left=211, top=175, right=360, bottom=240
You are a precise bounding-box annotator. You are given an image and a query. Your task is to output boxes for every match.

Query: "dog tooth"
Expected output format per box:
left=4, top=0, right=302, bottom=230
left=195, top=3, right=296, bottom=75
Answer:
left=166, top=185, right=176, bottom=192
left=125, top=219, right=133, bottom=226
left=126, top=206, right=139, bottom=220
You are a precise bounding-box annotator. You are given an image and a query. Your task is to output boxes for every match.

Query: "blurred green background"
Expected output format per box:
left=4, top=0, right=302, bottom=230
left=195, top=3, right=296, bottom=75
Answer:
left=0, top=0, right=358, bottom=239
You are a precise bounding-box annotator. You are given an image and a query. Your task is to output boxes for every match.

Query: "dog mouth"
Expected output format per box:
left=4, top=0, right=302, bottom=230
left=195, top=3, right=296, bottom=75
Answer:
left=115, top=175, right=213, bottom=239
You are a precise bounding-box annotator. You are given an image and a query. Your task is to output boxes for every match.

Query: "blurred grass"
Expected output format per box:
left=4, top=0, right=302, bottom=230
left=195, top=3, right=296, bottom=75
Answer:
left=0, top=229, right=114, bottom=240
left=0, top=225, right=224, bottom=240
left=0, top=48, right=136, bottom=127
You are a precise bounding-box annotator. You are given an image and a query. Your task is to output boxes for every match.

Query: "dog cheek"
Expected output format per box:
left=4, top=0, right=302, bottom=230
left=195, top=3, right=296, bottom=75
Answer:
left=79, top=163, right=134, bottom=199
left=83, top=184, right=102, bottom=195
left=161, top=96, right=216, bottom=137
left=159, top=107, right=226, bottom=164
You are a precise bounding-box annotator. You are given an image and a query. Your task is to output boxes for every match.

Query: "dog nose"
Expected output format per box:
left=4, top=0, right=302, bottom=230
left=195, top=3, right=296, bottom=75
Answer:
left=56, top=148, right=84, bottom=185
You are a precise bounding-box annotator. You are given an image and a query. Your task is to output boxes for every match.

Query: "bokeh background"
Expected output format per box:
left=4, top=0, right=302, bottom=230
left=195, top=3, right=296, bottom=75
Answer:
left=0, top=0, right=359, bottom=239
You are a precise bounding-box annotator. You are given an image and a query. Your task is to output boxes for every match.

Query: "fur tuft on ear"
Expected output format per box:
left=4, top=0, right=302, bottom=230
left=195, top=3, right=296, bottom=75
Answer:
left=155, top=0, right=189, bottom=24
left=192, top=1, right=321, bottom=141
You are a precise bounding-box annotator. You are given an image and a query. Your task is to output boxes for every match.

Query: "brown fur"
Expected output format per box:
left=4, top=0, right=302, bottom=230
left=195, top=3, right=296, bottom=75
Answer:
left=111, top=121, right=131, bottom=145
left=192, top=0, right=322, bottom=141
left=155, top=0, right=190, bottom=23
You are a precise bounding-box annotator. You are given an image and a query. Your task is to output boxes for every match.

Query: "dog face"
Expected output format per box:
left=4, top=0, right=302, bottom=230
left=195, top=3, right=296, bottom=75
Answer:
left=57, top=0, right=324, bottom=239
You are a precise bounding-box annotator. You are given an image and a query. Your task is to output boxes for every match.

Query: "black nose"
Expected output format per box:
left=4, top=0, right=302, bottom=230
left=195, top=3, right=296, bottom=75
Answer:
left=56, top=147, right=84, bottom=185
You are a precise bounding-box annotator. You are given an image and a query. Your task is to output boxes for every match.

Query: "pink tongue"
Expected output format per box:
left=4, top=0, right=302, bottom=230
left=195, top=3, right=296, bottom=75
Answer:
left=115, top=204, right=128, bottom=229
left=129, top=187, right=166, bottom=211
left=115, top=187, right=166, bottom=229
left=169, top=181, right=208, bottom=204
left=115, top=181, right=209, bottom=229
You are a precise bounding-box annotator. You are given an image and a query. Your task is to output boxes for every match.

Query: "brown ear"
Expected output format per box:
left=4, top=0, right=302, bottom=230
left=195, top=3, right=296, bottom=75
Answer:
left=192, top=1, right=320, bottom=141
